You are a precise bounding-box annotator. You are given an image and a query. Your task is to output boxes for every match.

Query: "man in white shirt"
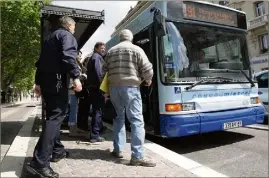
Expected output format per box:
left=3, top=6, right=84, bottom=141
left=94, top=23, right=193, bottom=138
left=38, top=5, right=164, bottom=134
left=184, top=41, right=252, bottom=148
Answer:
left=189, top=49, right=205, bottom=72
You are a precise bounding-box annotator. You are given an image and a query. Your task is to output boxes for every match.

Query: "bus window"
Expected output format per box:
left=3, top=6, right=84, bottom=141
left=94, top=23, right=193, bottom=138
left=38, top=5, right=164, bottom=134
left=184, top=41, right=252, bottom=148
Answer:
left=162, top=34, right=177, bottom=80
left=257, top=73, right=268, bottom=88
left=161, top=22, right=190, bottom=82
left=134, top=28, right=152, bottom=62
left=160, top=22, right=251, bottom=83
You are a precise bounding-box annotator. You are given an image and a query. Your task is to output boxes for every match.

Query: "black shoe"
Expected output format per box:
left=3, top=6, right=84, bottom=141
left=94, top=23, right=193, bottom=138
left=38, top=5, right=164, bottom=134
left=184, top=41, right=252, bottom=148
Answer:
left=90, top=136, right=105, bottom=143
left=101, top=126, right=108, bottom=133
left=26, top=163, right=59, bottom=178
left=50, top=151, right=69, bottom=163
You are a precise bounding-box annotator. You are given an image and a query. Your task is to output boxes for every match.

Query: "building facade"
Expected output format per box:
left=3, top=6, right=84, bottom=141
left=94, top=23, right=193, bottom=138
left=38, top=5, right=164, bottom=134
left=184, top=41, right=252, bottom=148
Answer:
left=208, top=0, right=269, bottom=72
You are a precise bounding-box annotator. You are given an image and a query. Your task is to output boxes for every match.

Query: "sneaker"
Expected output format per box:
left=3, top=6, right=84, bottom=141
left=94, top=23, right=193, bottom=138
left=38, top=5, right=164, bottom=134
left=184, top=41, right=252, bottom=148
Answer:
left=69, top=125, right=88, bottom=137
left=90, top=136, right=105, bottom=143
left=26, top=163, right=59, bottom=178
left=130, top=157, right=156, bottom=167
left=111, top=151, right=124, bottom=158
left=75, top=126, right=88, bottom=133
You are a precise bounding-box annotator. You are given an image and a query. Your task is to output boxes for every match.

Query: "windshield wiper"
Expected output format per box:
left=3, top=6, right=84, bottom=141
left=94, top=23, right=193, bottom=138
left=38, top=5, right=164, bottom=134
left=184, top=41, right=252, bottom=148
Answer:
left=185, top=77, right=233, bottom=91
left=240, top=69, right=255, bottom=87
left=207, top=69, right=255, bottom=88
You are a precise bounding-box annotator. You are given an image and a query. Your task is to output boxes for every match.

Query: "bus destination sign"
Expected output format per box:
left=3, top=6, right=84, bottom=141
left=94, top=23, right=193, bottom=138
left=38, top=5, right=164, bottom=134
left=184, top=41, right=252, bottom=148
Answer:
left=183, top=1, right=238, bottom=27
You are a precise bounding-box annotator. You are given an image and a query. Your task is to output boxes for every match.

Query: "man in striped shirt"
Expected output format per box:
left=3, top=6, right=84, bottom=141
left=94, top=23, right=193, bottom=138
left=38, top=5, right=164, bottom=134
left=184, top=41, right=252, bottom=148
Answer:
left=102, top=29, right=156, bottom=167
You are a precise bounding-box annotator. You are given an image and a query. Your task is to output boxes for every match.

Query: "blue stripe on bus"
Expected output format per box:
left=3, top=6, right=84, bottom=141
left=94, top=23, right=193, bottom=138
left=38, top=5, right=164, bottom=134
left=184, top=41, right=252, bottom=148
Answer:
left=160, top=106, right=265, bottom=137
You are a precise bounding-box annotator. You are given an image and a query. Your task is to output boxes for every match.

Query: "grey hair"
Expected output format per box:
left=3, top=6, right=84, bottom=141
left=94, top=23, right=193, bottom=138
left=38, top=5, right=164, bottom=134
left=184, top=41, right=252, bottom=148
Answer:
left=58, top=16, right=75, bottom=31
left=119, top=29, right=133, bottom=42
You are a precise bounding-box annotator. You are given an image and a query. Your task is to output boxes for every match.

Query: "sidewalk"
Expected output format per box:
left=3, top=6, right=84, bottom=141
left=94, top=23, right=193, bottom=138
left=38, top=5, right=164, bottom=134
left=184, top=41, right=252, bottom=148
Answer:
left=2, top=106, right=197, bottom=177
left=1, top=98, right=40, bottom=108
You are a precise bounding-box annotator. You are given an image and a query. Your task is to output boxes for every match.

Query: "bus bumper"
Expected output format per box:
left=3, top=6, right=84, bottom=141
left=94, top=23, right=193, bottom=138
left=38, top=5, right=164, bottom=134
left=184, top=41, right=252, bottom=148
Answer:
left=160, top=106, right=265, bottom=138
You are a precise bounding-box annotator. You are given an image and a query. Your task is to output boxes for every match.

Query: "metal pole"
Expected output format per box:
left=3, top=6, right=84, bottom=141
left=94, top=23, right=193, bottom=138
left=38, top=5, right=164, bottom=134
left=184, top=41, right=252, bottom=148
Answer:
left=40, top=3, right=46, bottom=131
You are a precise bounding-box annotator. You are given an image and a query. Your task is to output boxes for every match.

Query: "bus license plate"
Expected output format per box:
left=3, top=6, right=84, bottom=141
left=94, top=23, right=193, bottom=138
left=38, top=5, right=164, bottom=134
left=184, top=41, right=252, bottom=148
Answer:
left=223, top=121, right=242, bottom=130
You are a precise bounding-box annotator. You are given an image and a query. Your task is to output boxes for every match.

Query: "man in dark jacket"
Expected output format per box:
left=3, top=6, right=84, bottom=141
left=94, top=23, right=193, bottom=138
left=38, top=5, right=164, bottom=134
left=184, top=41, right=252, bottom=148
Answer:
left=86, top=42, right=106, bottom=143
left=26, top=16, right=82, bottom=178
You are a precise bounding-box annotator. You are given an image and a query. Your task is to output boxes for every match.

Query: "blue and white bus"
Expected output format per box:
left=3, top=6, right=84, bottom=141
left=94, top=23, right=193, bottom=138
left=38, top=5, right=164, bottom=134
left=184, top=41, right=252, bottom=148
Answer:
left=103, top=1, right=265, bottom=138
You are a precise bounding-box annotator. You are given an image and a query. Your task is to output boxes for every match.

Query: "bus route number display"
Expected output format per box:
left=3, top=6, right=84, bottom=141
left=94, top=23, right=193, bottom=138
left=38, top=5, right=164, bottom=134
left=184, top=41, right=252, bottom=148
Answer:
left=183, top=1, right=238, bottom=27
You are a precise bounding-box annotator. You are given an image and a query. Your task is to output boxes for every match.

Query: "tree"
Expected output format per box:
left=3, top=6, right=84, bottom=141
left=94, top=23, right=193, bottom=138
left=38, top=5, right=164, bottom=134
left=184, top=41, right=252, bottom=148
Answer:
left=1, top=1, right=50, bottom=93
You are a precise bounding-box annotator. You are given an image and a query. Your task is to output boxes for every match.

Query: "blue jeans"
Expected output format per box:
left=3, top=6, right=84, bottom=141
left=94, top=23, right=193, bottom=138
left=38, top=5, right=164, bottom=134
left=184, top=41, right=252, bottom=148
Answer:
left=69, top=94, right=78, bottom=126
left=110, top=86, right=145, bottom=159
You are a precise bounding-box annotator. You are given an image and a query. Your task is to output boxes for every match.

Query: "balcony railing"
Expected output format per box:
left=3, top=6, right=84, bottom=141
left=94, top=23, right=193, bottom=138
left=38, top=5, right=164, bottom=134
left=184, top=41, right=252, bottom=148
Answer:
left=248, top=14, right=268, bottom=30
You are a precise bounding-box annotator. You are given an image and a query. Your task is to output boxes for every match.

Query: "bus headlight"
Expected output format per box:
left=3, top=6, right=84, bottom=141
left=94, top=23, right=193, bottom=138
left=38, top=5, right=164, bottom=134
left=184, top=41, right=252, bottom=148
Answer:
left=165, top=103, right=195, bottom=112
left=182, top=103, right=195, bottom=111
left=250, top=97, right=260, bottom=104
left=165, top=104, right=182, bottom=112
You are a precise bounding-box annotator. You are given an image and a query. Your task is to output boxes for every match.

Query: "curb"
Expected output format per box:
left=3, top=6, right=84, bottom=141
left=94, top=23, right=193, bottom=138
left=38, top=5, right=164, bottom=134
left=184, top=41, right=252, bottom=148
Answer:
left=245, top=124, right=268, bottom=131
left=1, top=102, right=18, bottom=108
left=103, top=122, right=228, bottom=178
left=0, top=106, right=39, bottom=178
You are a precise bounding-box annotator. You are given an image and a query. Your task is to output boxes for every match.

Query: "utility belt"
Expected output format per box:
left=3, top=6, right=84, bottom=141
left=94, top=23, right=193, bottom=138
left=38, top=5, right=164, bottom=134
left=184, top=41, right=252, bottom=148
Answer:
left=40, top=73, right=68, bottom=94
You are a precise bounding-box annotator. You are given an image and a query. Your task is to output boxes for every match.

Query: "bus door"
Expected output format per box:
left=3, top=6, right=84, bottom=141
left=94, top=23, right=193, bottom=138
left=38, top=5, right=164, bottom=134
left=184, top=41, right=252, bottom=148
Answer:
left=133, top=27, right=156, bottom=133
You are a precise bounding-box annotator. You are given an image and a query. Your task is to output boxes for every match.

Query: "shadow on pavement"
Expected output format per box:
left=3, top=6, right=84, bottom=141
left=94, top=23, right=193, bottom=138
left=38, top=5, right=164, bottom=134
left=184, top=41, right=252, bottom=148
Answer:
left=17, top=149, right=131, bottom=178
left=26, top=116, right=117, bottom=143
left=59, top=128, right=132, bottom=144
left=262, top=119, right=268, bottom=125
left=147, top=130, right=254, bottom=154
left=66, top=148, right=131, bottom=165
left=1, top=121, right=25, bottom=145
left=1, top=156, right=34, bottom=178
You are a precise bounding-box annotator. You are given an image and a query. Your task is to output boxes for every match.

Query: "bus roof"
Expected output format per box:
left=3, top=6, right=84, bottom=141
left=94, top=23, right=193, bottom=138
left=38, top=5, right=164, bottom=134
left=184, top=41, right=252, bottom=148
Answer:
left=111, top=1, right=154, bottom=38
left=111, top=1, right=245, bottom=38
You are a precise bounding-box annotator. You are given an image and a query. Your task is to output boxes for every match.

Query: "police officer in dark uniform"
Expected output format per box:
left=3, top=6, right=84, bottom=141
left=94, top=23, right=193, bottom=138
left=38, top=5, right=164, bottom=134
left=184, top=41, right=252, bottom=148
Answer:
left=26, top=16, right=82, bottom=178
left=86, top=42, right=106, bottom=143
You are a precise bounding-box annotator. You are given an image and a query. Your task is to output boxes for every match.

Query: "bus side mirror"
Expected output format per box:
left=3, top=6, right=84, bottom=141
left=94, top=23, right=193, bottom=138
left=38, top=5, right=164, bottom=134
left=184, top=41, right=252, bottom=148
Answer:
left=150, top=7, right=167, bottom=37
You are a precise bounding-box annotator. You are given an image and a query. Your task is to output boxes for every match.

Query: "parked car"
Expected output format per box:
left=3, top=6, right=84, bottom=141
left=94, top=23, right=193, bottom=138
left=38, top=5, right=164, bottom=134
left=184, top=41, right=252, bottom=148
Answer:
left=254, top=70, right=268, bottom=123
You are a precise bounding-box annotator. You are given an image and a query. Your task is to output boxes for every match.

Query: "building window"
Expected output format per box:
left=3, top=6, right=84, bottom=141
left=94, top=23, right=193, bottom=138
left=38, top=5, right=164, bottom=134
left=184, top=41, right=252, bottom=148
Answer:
left=258, top=34, right=269, bottom=54
left=219, top=1, right=229, bottom=6
left=255, top=2, right=266, bottom=17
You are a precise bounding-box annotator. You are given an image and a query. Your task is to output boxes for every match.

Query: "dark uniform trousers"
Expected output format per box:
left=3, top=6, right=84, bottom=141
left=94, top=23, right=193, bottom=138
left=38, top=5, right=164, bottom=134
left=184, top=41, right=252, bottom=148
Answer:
left=77, top=86, right=91, bottom=131
left=31, top=90, right=68, bottom=168
left=89, top=87, right=104, bottom=139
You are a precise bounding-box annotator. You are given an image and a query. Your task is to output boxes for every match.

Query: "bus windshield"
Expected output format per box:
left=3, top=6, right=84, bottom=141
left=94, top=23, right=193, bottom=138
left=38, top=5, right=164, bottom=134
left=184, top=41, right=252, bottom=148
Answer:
left=160, top=22, right=251, bottom=83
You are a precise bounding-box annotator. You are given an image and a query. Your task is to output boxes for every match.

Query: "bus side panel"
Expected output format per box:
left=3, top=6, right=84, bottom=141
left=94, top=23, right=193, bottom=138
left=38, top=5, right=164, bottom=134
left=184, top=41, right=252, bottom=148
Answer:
left=160, top=114, right=200, bottom=137
left=199, top=106, right=265, bottom=133
left=255, top=106, right=266, bottom=122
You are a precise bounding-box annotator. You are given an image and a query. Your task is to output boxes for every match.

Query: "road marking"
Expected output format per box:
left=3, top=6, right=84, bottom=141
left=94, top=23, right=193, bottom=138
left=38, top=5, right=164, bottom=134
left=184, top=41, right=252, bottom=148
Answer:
left=245, top=124, right=268, bottom=131
left=103, top=123, right=228, bottom=178
left=0, top=107, right=38, bottom=178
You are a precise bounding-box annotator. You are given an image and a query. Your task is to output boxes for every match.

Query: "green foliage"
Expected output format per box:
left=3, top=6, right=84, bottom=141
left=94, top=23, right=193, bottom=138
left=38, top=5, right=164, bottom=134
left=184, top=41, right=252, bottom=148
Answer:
left=1, top=0, right=51, bottom=91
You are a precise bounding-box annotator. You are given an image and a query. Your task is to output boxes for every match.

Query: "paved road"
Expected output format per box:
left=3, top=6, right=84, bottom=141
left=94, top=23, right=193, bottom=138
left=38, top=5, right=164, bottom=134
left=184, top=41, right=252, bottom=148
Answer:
left=150, top=126, right=268, bottom=177
left=1, top=103, right=36, bottom=162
